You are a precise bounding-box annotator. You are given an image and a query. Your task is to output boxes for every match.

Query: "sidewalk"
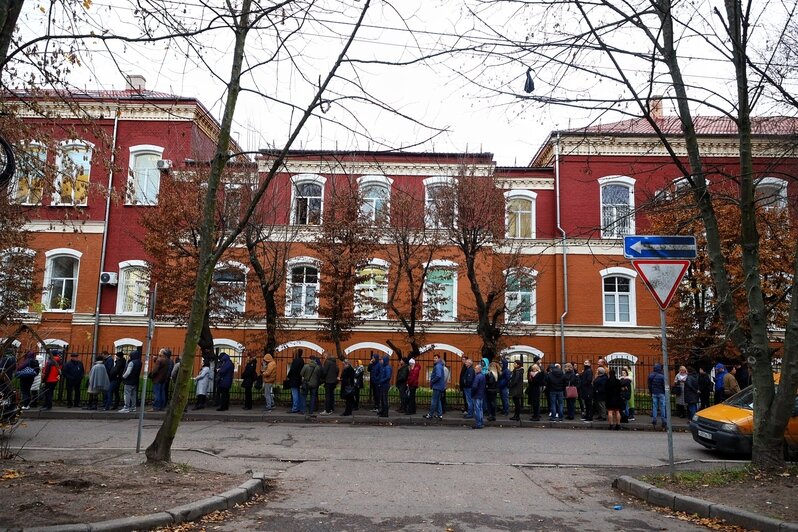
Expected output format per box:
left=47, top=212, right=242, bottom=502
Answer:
left=27, top=405, right=692, bottom=432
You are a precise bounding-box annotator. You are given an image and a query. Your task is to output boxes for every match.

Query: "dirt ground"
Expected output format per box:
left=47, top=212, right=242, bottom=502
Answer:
left=650, top=468, right=798, bottom=524
left=0, top=460, right=247, bottom=528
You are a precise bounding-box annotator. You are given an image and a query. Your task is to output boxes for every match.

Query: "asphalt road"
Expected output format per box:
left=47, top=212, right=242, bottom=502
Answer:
left=11, top=419, right=728, bottom=531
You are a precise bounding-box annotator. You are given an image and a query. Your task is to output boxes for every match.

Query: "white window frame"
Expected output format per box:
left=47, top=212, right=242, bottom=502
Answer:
left=42, top=248, right=82, bottom=312
left=53, top=139, right=93, bottom=206
left=285, top=256, right=321, bottom=318
left=504, top=267, right=538, bottom=324
left=600, top=266, right=637, bottom=326
left=212, top=260, right=248, bottom=315
left=755, top=177, right=788, bottom=210
left=423, top=176, right=456, bottom=229
left=354, top=258, right=389, bottom=320
left=127, top=144, right=164, bottom=205
left=423, top=259, right=458, bottom=321
left=116, top=260, right=150, bottom=315
left=214, top=338, right=244, bottom=374
left=11, top=141, right=46, bottom=205
left=504, top=190, right=537, bottom=239
left=598, top=175, right=635, bottom=239
left=290, top=174, right=326, bottom=225
left=40, top=338, right=68, bottom=357
left=358, top=175, right=392, bottom=224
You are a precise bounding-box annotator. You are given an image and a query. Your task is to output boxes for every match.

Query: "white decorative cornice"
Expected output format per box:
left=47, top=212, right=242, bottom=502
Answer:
left=258, top=159, right=495, bottom=177
left=496, top=177, right=554, bottom=190
left=7, top=100, right=198, bottom=122
left=24, top=220, right=105, bottom=234
left=552, top=135, right=798, bottom=162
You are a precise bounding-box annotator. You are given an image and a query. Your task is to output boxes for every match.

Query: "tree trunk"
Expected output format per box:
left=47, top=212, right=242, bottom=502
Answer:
left=0, top=1, right=24, bottom=68
left=145, top=0, right=252, bottom=463
left=264, top=290, right=278, bottom=354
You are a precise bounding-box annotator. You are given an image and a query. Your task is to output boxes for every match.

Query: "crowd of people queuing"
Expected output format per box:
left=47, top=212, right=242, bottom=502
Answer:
left=1, top=345, right=751, bottom=430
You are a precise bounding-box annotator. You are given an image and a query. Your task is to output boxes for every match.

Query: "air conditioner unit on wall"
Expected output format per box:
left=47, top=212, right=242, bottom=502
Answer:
left=100, top=272, right=118, bottom=285
left=156, top=159, right=172, bottom=170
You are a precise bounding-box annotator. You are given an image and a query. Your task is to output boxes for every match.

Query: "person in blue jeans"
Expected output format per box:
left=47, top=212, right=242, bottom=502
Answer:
left=545, top=363, right=565, bottom=421
left=471, top=361, right=486, bottom=429
left=461, top=357, right=475, bottom=418
left=648, top=363, right=667, bottom=428
left=425, top=355, right=446, bottom=419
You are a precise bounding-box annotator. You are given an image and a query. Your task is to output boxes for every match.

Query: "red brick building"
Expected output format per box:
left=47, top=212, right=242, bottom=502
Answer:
left=3, top=87, right=796, bottom=389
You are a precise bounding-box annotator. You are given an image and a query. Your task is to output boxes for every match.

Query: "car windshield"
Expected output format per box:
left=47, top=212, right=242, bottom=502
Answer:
left=724, top=386, right=754, bottom=410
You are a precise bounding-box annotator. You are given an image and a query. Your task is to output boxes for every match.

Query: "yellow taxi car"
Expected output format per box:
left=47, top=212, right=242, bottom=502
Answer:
left=689, top=382, right=798, bottom=458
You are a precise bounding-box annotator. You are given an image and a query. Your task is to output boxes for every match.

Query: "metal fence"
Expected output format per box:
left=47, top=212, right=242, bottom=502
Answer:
left=9, top=347, right=690, bottom=414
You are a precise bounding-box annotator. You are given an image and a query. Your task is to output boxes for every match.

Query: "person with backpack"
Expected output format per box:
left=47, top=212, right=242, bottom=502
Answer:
left=62, top=353, right=84, bottom=408
left=471, top=360, right=486, bottom=429
left=15, top=351, right=39, bottom=409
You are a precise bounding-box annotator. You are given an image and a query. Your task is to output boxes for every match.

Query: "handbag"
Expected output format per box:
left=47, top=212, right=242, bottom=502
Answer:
left=254, top=377, right=263, bottom=390
left=343, top=385, right=355, bottom=397
left=565, top=385, right=578, bottom=399
left=17, top=366, right=35, bottom=378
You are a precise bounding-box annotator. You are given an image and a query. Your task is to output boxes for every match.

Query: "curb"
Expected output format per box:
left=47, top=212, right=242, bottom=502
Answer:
left=613, top=475, right=798, bottom=532
left=16, top=471, right=271, bottom=532
left=30, top=409, right=691, bottom=433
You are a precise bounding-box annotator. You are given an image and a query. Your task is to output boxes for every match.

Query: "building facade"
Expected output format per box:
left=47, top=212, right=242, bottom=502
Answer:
left=3, top=88, right=796, bottom=389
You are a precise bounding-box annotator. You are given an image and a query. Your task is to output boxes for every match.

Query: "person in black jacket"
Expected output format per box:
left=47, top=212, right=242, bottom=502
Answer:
left=340, top=358, right=356, bottom=416
left=107, top=352, right=126, bottom=410
left=605, top=368, right=624, bottom=430
left=287, top=349, right=305, bottom=413
left=508, top=360, right=525, bottom=421
left=545, top=364, right=566, bottom=421
left=62, top=353, right=85, bottom=408
left=120, top=349, right=142, bottom=413
left=527, top=364, right=544, bottom=421
left=240, top=351, right=258, bottom=410
left=593, top=367, right=608, bottom=421
left=395, top=358, right=409, bottom=413
left=579, top=360, right=594, bottom=422
left=698, top=367, right=713, bottom=410
left=320, top=352, right=339, bottom=415
left=684, top=366, right=701, bottom=419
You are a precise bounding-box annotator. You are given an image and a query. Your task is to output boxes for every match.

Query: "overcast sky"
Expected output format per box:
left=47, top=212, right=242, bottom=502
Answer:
left=14, top=0, right=797, bottom=166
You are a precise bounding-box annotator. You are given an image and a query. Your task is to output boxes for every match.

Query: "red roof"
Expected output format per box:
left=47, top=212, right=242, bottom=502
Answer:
left=7, top=88, right=195, bottom=103
left=573, top=115, right=798, bottom=136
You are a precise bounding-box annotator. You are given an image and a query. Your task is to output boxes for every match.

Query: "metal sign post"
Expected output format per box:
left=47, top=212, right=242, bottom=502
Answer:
left=624, top=236, right=696, bottom=480
left=136, top=284, right=157, bottom=454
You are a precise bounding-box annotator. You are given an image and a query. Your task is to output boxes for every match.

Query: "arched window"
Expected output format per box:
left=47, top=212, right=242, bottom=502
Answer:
left=12, top=142, right=45, bottom=205
left=355, top=259, right=388, bottom=319
left=598, top=176, right=635, bottom=238
left=600, top=267, right=637, bottom=326
left=755, top=177, right=788, bottom=211
left=43, top=248, right=81, bottom=311
left=113, top=338, right=143, bottom=355
left=291, top=175, right=326, bottom=225
left=127, top=145, right=164, bottom=205
left=214, top=339, right=244, bottom=374
left=286, top=257, right=320, bottom=318
left=505, top=190, right=536, bottom=239
left=424, top=176, right=456, bottom=229
left=424, top=260, right=457, bottom=321
left=358, top=175, right=392, bottom=224
left=505, top=268, right=537, bottom=324
left=54, top=140, right=93, bottom=206
left=117, top=260, right=150, bottom=315
left=211, top=262, right=248, bottom=315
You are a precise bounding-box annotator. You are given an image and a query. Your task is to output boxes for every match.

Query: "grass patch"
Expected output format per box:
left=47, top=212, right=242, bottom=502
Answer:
left=643, top=464, right=798, bottom=489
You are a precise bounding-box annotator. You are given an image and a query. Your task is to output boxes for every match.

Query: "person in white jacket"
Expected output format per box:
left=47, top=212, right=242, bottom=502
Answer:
left=193, top=361, right=212, bottom=410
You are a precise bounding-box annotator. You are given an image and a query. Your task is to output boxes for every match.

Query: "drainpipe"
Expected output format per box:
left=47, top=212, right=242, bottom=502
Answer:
left=91, top=106, right=120, bottom=356
left=555, top=132, right=568, bottom=366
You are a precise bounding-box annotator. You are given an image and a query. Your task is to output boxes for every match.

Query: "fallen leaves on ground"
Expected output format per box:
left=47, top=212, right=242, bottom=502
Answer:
left=0, top=469, right=21, bottom=480
left=652, top=506, right=747, bottom=531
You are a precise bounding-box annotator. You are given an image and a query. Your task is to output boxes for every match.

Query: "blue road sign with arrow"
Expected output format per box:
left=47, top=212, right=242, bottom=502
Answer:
left=623, top=235, right=697, bottom=260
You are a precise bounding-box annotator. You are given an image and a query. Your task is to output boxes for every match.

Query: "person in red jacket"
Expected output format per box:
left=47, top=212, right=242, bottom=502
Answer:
left=41, top=352, right=62, bottom=411
left=406, top=358, right=421, bottom=415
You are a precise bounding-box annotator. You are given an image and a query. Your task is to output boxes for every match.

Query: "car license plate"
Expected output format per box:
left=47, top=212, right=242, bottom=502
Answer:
left=698, top=430, right=712, bottom=440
